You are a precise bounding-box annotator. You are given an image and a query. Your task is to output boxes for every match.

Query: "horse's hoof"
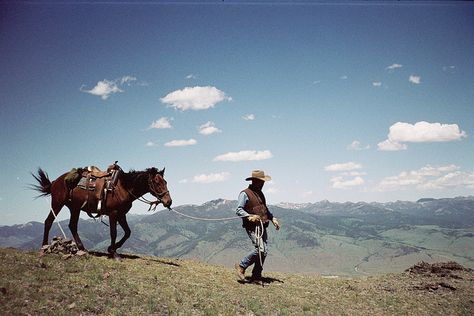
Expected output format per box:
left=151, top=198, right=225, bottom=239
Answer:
left=112, top=253, right=122, bottom=261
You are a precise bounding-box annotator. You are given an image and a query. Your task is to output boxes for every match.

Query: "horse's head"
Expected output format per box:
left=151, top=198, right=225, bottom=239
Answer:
left=147, top=167, right=172, bottom=208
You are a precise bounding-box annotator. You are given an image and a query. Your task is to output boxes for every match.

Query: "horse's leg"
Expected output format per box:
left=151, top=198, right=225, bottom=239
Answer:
left=107, top=211, right=120, bottom=259
left=115, top=213, right=131, bottom=250
left=68, top=207, right=86, bottom=251
left=42, top=211, right=56, bottom=247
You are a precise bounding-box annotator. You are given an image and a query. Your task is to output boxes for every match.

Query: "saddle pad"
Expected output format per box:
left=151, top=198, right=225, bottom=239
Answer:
left=77, top=177, right=97, bottom=191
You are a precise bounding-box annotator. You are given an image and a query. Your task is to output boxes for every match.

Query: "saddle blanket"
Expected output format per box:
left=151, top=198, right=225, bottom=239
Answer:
left=77, top=177, right=98, bottom=191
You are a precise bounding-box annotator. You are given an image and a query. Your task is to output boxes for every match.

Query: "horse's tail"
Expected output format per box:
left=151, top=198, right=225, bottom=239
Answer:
left=30, top=168, right=52, bottom=198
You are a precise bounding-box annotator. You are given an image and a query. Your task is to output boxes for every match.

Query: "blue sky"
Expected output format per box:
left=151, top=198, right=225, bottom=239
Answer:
left=1, top=1, right=473, bottom=225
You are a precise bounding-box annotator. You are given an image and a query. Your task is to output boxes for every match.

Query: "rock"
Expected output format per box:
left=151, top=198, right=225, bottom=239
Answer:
left=41, top=237, right=80, bottom=256
left=76, top=250, right=88, bottom=256
left=406, top=261, right=472, bottom=278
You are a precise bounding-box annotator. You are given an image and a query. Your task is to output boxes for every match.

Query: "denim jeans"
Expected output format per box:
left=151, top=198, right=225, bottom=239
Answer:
left=239, top=226, right=268, bottom=277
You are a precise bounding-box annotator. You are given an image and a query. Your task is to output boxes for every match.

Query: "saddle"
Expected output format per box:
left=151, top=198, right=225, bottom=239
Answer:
left=74, top=162, right=122, bottom=218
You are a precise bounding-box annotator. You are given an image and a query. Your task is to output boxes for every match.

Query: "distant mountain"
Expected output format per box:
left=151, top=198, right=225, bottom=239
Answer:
left=1, top=197, right=473, bottom=275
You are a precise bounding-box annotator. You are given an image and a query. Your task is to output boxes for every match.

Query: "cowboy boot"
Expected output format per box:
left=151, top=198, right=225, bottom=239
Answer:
left=234, top=263, right=246, bottom=281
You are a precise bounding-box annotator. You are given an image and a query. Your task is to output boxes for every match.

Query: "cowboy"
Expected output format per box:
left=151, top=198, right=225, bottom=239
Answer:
left=235, top=170, right=280, bottom=283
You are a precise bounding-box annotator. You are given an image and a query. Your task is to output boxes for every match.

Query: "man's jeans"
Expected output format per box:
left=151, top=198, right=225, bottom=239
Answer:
left=239, top=226, right=268, bottom=277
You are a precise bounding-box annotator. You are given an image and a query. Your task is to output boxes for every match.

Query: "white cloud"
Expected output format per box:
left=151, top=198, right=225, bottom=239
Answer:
left=347, top=140, right=370, bottom=151
left=213, top=150, right=273, bottom=162
left=340, top=75, right=348, bottom=80
left=378, top=121, right=467, bottom=151
left=191, top=172, right=231, bottom=184
left=326, top=162, right=366, bottom=189
left=386, top=63, right=403, bottom=70
left=341, top=171, right=367, bottom=177
left=442, top=65, right=456, bottom=73
left=376, top=164, right=474, bottom=191
left=81, top=79, right=122, bottom=100
left=164, top=139, right=197, bottom=147
left=160, top=86, right=232, bottom=111
left=377, top=139, right=408, bottom=151
left=185, top=74, right=197, bottom=79
left=409, top=75, right=421, bottom=84
left=145, top=141, right=158, bottom=147
left=81, top=75, right=139, bottom=100
left=330, top=176, right=365, bottom=189
left=242, top=114, right=255, bottom=121
left=120, top=76, right=137, bottom=85
left=149, top=117, right=173, bottom=129
left=324, top=162, right=362, bottom=172
left=198, top=121, right=221, bottom=135
left=372, top=81, right=382, bottom=87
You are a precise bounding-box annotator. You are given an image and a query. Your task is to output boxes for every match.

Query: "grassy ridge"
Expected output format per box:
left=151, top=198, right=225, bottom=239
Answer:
left=1, top=248, right=473, bottom=315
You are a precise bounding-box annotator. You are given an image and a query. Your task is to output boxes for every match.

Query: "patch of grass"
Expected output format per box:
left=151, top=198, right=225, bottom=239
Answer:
left=1, top=248, right=473, bottom=315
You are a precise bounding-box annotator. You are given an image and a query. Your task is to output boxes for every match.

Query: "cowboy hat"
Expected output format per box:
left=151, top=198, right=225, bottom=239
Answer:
left=245, top=169, right=272, bottom=182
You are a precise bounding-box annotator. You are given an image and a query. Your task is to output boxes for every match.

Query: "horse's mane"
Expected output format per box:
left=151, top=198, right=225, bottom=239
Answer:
left=121, top=168, right=159, bottom=189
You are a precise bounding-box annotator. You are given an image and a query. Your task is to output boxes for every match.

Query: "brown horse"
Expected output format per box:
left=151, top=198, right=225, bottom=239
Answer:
left=31, top=166, right=172, bottom=258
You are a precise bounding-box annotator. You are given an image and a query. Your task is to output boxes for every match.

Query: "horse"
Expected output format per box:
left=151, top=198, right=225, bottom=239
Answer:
left=31, top=166, right=172, bottom=258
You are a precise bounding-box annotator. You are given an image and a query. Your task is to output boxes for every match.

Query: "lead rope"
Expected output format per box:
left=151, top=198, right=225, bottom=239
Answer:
left=49, top=207, right=68, bottom=239
left=167, top=207, right=246, bottom=221
left=167, top=207, right=264, bottom=265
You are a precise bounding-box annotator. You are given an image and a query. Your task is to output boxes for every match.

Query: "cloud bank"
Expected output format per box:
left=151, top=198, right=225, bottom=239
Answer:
left=377, top=164, right=474, bottom=191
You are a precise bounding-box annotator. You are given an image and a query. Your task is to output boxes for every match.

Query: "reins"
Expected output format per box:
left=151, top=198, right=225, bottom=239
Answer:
left=127, top=189, right=163, bottom=212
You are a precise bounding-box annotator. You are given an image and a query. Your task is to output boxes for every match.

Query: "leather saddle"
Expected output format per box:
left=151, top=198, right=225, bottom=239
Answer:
left=75, top=163, right=122, bottom=217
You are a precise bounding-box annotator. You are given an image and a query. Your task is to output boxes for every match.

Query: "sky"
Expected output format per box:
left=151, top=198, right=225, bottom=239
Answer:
left=1, top=1, right=473, bottom=225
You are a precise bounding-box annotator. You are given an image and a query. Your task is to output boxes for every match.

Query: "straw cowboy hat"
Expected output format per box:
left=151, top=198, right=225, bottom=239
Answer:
left=245, top=169, right=272, bottom=182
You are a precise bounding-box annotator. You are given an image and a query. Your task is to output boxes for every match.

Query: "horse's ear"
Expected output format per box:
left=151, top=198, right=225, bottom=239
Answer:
left=159, top=167, right=165, bottom=176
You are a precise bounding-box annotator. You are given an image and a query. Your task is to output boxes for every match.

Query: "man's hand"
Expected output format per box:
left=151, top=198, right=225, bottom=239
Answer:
left=247, top=215, right=261, bottom=222
left=272, top=217, right=281, bottom=230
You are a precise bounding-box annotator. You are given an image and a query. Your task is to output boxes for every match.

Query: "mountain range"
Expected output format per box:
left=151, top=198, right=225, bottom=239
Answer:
left=1, top=196, right=473, bottom=276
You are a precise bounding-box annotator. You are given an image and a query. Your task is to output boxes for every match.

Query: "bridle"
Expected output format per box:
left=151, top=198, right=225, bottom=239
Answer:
left=148, top=176, right=169, bottom=200
left=128, top=173, right=169, bottom=212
